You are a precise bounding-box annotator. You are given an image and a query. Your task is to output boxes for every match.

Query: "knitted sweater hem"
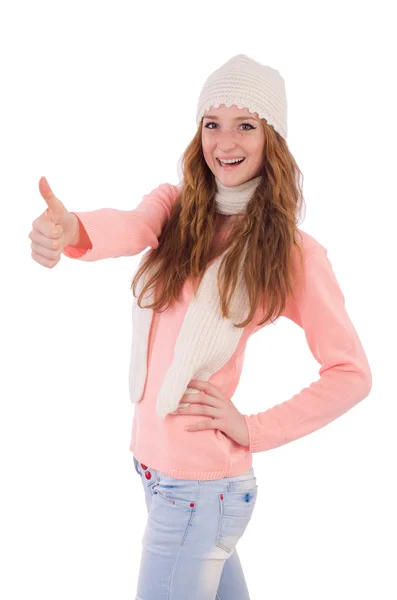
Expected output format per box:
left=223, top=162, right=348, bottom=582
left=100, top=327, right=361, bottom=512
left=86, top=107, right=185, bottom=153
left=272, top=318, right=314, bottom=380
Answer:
left=129, top=445, right=253, bottom=481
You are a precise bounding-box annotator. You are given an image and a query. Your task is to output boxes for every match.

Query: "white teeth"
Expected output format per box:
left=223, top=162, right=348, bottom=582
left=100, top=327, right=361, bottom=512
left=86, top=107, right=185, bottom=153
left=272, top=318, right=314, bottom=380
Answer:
left=219, top=158, right=245, bottom=166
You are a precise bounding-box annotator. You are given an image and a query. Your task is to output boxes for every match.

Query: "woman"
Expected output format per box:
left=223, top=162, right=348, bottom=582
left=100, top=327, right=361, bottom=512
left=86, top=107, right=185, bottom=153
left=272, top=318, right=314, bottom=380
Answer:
left=29, top=54, right=372, bottom=599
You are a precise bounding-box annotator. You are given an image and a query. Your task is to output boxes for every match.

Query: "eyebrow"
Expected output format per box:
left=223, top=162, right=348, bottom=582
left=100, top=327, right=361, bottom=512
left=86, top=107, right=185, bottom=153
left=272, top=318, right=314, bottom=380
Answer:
left=203, top=114, right=259, bottom=122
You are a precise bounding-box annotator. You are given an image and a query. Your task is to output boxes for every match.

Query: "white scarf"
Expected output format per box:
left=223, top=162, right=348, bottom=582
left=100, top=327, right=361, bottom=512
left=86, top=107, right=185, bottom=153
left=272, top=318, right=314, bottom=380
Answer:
left=129, top=175, right=262, bottom=418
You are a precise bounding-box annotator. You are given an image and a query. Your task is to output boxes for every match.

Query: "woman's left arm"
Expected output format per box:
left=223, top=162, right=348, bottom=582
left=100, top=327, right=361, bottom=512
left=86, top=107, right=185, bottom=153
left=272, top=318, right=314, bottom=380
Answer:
left=242, top=245, right=373, bottom=453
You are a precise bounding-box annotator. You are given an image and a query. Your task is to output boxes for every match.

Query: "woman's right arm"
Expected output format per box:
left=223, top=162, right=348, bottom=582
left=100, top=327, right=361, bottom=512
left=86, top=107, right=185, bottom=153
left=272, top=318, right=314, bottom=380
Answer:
left=62, top=182, right=181, bottom=261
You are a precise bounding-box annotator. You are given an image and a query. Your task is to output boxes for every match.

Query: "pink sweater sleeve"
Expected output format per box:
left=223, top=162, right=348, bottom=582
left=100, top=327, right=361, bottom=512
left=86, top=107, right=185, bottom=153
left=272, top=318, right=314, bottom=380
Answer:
left=242, top=245, right=372, bottom=452
left=62, top=183, right=180, bottom=261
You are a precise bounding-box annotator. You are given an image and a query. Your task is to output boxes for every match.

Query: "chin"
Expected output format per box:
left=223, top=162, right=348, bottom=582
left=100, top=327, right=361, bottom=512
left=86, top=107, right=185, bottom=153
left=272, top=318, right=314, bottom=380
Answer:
left=218, top=173, right=251, bottom=186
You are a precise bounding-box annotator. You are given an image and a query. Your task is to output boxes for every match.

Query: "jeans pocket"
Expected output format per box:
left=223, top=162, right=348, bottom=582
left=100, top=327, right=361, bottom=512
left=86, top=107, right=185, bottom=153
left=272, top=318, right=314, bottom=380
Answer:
left=154, top=480, right=197, bottom=511
left=227, top=476, right=257, bottom=493
left=216, top=483, right=258, bottom=554
left=154, top=488, right=196, bottom=510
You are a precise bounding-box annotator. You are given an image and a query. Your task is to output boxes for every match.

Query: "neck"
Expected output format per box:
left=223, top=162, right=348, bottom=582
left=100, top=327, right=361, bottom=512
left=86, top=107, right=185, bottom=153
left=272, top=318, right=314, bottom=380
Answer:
left=214, top=175, right=262, bottom=215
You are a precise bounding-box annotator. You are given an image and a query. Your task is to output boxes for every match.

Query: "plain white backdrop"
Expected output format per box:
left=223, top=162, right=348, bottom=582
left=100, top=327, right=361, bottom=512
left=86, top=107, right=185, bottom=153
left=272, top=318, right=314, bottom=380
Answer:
left=1, top=0, right=395, bottom=598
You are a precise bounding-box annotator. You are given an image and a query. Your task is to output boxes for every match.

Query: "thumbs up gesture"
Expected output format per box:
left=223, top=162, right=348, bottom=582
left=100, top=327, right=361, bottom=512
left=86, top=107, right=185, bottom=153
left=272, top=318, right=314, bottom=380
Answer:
left=29, top=176, right=79, bottom=268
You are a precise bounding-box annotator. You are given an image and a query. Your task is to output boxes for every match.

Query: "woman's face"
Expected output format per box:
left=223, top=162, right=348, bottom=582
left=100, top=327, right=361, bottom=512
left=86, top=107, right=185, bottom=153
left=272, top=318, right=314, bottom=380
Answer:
left=201, top=104, right=265, bottom=187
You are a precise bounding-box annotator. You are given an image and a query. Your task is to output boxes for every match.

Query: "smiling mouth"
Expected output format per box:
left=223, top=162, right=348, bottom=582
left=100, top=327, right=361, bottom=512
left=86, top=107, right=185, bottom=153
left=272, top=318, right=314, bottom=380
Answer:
left=216, top=158, right=246, bottom=168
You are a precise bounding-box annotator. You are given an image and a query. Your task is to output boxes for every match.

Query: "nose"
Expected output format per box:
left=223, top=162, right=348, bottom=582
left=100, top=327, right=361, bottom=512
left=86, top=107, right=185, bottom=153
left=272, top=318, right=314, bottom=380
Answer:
left=216, top=128, right=240, bottom=152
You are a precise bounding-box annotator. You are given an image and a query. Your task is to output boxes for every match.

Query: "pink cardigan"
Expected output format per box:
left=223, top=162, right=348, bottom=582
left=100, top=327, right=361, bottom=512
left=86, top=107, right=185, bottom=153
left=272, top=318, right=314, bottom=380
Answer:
left=63, top=183, right=372, bottom=480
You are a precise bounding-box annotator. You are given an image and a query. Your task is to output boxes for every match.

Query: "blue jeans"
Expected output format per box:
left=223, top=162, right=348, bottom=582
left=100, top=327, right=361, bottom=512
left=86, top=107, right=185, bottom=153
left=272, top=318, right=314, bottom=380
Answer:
left=133, top=455, right=258, bottom=599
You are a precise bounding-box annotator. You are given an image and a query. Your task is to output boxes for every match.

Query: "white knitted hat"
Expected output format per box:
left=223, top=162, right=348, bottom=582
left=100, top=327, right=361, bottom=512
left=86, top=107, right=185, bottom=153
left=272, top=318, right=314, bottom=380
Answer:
left=196, top=54, right=288, bottom=140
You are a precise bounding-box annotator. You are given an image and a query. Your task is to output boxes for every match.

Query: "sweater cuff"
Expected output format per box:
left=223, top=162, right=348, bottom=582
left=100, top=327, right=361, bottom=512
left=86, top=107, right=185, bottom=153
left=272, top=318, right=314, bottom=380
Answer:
left=63, top=244, right=90, bottom=258
left=243, top=414, right=261, bottom=453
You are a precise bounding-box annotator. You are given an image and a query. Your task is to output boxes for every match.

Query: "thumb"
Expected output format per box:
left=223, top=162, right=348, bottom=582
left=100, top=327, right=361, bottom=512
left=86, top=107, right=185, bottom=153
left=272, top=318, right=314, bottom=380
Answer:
left=38, top=176, right=68, bottom=223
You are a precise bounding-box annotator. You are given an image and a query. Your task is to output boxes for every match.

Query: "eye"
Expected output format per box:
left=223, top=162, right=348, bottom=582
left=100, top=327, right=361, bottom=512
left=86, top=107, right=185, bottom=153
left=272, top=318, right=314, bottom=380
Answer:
left=204, top=122, right=256, bottom=130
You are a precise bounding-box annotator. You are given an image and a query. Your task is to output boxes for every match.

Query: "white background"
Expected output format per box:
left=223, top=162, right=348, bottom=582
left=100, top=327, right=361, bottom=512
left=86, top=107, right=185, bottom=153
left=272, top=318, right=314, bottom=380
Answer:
left=1, top=0, right=395, bottom=598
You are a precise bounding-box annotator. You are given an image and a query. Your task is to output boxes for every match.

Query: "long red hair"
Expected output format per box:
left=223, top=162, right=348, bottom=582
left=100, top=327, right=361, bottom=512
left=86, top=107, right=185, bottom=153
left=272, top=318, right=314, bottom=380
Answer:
left=130, top=118, right=307, bottom=328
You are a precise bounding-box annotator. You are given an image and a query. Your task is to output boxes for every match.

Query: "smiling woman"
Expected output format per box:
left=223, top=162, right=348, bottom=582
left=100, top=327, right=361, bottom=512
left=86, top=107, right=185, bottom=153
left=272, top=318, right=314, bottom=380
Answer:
left=201, top=108, right=265, bottom=184
left=54, top=52, right=372, bottom=600
left=131, top=93, right=304, bottom=334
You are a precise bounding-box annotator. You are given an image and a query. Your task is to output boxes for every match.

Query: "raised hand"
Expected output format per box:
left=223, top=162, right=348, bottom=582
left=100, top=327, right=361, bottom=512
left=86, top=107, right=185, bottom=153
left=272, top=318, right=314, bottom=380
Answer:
left=28, top=176, right=79, bottom=268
